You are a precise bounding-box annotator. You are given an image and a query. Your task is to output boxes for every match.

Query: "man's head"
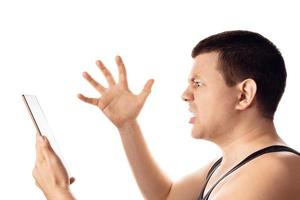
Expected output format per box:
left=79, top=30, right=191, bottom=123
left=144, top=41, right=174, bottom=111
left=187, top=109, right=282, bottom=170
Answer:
left=182, top=30, right=287, bottom=140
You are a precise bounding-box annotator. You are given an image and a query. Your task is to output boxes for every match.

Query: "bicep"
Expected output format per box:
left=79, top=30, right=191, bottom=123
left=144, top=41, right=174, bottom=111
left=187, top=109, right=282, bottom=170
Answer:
left=166, top=160, right=216, bottom=200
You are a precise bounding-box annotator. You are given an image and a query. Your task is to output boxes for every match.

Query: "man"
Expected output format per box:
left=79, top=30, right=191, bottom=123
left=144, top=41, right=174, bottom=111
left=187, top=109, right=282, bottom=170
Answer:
left=33, top=30, right=300, bottom=200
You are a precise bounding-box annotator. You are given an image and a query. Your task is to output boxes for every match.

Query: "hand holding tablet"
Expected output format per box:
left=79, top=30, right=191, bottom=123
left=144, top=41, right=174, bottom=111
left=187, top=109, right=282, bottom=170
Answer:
left=22, top=94, right=70, bottom=174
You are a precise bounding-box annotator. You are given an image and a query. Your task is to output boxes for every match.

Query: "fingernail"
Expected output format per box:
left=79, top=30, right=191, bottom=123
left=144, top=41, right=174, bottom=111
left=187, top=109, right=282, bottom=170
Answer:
left=43, top=136, right=48, bottom=142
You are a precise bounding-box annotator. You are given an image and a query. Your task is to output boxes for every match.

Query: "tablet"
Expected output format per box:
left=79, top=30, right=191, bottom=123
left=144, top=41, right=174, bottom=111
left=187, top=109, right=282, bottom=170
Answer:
left=22, top=94, right=70, bottom=172
left=22, top=94, right=52, bottom=136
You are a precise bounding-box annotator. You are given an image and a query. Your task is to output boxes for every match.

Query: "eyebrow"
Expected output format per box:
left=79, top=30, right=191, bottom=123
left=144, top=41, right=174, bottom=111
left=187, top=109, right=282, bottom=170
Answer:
left=188, top=75, right=205, bottom=83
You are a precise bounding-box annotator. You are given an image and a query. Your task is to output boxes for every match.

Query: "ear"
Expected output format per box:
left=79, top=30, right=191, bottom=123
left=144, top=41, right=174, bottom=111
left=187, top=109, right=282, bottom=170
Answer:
left=235, top=79, right=257, bottom=110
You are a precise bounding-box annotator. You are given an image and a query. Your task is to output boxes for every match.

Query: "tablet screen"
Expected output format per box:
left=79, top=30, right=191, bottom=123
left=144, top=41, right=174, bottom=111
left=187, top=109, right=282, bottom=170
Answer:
left=22, top=94, right=70, bottom=173
left=22, top=94, right=52, bottom=136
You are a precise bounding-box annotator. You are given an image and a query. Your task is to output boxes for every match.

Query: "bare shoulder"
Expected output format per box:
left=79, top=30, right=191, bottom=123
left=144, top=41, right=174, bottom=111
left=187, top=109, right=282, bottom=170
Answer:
left=166, top=158, right=219, bottom=200
left=215, top=151, right=300, bottom=200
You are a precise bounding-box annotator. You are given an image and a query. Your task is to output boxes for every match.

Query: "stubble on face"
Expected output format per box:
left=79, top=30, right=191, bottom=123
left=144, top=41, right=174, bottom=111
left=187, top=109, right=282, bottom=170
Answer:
left=188, top=52, right=239, bottom=141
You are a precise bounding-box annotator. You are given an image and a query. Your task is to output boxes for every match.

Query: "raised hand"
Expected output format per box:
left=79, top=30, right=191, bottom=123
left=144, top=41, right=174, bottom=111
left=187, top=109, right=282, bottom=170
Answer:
left=78, top=55, right=154, bottom=129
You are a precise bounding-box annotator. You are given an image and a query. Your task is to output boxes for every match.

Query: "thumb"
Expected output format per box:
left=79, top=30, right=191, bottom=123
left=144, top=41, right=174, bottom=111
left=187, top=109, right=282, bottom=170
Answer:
left=138, top=79, right=154, bottom=104
left=70, top=177, right=76, bottom=185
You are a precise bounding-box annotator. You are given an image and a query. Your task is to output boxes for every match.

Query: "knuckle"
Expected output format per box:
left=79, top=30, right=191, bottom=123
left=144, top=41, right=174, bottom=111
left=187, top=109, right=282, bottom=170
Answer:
left=49, top=154, right=60, bottom=164
left=38, top=139, right=47, bottom=147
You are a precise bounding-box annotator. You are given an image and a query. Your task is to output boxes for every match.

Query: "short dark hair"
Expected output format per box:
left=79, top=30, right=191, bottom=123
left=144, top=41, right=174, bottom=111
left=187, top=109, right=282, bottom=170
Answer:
left=192, top=30, right=287, bottom=119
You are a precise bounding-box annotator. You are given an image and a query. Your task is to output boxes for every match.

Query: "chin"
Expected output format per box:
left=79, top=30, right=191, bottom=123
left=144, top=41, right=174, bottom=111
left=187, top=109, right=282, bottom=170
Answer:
left=191, top=121, right=214, bottom=140
left=191, top=126, right=205, bottom=139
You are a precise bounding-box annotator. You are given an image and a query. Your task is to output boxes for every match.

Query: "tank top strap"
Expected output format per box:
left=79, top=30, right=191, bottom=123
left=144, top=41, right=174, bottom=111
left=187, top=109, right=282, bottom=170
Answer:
left=198, top=157, right=222, bottom=199
left=198, top=145, right=300, bottom=200
left=206, top=157, right=223, bottom=180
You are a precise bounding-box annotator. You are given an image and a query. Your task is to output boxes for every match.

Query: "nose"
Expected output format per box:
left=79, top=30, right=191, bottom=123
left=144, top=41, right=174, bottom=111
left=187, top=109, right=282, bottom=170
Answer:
left=181, top=87, right=193, bottom=102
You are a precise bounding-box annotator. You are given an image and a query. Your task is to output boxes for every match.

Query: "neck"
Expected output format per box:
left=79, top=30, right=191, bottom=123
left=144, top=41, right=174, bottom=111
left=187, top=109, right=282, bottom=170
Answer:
left=214, top=117, right=285, bottom=169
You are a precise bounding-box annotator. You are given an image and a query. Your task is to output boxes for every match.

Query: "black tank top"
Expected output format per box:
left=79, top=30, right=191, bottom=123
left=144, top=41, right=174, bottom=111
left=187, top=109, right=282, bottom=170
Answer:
left=198, top=145, right=300, bottom=200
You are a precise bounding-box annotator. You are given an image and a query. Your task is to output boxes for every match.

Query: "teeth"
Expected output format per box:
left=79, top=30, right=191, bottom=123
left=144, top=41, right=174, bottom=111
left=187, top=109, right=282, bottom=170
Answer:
left=189, top=108, right=196, bottom=114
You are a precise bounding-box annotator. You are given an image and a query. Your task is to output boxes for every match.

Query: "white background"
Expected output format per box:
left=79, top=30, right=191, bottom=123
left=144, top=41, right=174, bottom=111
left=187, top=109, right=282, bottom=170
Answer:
left=0, top=0, right=299, bottom=199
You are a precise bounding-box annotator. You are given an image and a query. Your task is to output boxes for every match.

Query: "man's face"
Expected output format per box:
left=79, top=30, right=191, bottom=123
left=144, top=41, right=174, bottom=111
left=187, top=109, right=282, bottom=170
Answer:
left=182, top=52, right=239, bottom=140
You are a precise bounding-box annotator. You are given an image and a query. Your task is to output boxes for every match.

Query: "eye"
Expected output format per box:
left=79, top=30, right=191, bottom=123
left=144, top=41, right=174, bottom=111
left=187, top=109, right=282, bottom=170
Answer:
left=193, top=80, right=204, bottom=87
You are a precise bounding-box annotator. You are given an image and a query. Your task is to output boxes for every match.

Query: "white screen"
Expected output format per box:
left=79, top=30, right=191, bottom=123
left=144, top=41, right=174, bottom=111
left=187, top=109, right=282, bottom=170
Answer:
left=23, top=94, right=70, bottom=174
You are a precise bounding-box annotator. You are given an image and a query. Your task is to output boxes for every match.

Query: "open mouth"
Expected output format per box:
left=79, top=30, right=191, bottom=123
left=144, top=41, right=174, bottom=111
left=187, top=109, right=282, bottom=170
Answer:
left=189, top=116, right=196, bottom=124
left=189, top=107, right=197, bottom=124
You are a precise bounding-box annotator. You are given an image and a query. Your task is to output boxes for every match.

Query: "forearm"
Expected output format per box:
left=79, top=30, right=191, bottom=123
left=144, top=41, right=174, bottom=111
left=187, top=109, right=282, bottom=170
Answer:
left=118, top=120, right=172, bottom=200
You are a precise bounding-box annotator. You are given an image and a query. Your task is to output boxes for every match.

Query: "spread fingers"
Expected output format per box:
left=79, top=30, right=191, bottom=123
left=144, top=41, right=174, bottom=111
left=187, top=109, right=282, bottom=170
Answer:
left=82, top=72, right=106, bottom=94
